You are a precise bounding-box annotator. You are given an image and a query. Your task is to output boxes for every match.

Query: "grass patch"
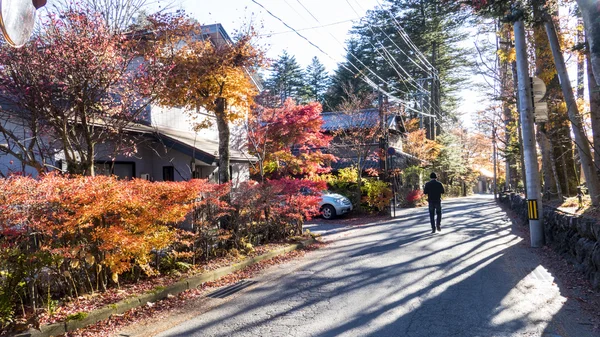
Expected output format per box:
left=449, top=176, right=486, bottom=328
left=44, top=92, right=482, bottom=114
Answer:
left=66, top=312, right=88, bottom=321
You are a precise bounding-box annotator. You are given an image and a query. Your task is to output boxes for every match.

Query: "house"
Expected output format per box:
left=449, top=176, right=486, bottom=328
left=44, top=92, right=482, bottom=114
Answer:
left=320, top=108, right=421, bottom=172
left=0, top=23, right=258, bottom=183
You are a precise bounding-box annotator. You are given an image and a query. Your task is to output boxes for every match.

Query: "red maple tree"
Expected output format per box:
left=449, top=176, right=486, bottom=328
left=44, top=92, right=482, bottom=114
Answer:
left=246, top=99, right=335, bottom=180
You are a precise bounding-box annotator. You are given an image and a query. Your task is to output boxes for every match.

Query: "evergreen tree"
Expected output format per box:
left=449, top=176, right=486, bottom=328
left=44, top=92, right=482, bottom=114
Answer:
left=325, top=0, right=473, bottom=118
left=302, top=57, right=329, bottom=104
left=266, top=51, right=305, bottom=104
left=324, top=39, right=375, bottom=111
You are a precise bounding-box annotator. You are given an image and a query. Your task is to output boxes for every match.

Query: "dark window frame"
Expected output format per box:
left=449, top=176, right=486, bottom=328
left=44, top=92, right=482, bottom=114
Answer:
left=94, top=161, right=136, bottom=180
left=163, top=166, right=175, bottom=181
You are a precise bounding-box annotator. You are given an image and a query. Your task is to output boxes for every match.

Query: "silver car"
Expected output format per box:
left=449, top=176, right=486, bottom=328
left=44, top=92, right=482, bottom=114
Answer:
left=319, top=192, right=353, bottom=220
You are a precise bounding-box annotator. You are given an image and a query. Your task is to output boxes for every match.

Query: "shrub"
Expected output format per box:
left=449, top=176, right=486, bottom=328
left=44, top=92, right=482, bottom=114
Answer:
left=0, top=174, right=323, bottom=331
left=361, top=179, right=392, bottom=212
left=230, top=178, right=325, bottom=244
left=405, top=189, right=426, bottom=207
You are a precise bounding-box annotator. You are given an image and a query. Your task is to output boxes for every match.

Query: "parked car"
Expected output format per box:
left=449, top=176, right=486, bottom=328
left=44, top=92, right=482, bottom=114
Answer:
left=319, top=192, right=353, bottom=220
left=300, top=187, right=353, bottom=220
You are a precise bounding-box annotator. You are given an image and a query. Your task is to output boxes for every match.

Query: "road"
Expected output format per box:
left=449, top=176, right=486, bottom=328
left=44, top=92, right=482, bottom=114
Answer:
left=119, top=195, right=598, bottom=337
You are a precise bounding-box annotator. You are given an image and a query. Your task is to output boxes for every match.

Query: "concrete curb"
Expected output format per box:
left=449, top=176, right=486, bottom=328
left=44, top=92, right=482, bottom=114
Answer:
left=14, top=238, right=316, bottom=337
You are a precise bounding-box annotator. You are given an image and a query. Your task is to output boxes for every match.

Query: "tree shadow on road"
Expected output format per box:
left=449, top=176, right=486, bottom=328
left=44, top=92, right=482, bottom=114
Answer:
left=161, top=196, right=596, bottom=337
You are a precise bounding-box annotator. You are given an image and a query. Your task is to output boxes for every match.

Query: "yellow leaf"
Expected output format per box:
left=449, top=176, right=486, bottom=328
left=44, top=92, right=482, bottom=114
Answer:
left=85, top=254, right=95, bottom=265
left=70, top=260, right=80, bottom=269
left=111, top=272, right=119, bottom=284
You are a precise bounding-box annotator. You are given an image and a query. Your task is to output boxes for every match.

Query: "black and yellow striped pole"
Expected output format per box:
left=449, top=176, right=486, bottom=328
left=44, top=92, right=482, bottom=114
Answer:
left=514, top=20, right=544, bottom=247
left=527, top=199, right=539, bottom=220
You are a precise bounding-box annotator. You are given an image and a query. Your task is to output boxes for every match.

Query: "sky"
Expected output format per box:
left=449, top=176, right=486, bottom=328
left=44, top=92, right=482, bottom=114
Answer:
left=41, top=0, right=485, bottom=125
left=174, top=0, right=487, bottom=126
left=177, top=0, right=381, bottom=71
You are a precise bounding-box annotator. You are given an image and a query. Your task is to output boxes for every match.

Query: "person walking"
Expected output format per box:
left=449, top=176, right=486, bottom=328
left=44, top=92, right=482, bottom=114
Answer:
left=424, top=172, right=445, bottom=233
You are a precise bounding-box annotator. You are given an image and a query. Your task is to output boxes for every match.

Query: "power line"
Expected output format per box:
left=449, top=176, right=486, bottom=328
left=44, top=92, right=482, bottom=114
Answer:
left=366, top=0, right=445, bottom=121
left=346, top=0, right=445, bottom=123
left=258, top=18, right=359, bottom=36
left=294, top=0, right=404, bottom=97
left=346, top=0, right=430, bottom=96
left=374, top=0, right=436, bottom=74
left=292, top=0, right=438, bottom=115
left=251, top=0, right=434, bottom=118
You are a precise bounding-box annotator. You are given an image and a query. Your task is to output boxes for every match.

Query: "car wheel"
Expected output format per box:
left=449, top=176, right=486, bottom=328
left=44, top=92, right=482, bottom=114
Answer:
left=321, top=204, right=336, bottom=220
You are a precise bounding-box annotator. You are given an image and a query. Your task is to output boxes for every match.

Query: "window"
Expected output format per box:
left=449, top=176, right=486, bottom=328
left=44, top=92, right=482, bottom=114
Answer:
left=163, top=166, right=175, bottom=181
left=95, top=161, right=135, bottom=179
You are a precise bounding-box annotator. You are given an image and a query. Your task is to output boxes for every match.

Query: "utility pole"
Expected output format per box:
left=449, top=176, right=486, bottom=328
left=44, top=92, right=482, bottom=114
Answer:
left=493, top=124, right=498, bottom=200
left=514, top=19, right=544, bottom=248
left=511, top=60, right=527, bottom=192
left=378, top=90, right=387, bottom=174
left=431, top=41, right=440, bottom=140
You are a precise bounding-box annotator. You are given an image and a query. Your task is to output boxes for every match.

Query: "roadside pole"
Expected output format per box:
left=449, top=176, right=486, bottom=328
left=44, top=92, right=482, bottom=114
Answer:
left=493, top=125, right=498, bottom=200
left=514, top=19, right=544, bottom=247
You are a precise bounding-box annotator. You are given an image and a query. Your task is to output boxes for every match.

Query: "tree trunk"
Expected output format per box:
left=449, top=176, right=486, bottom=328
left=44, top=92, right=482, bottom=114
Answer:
left=545, top=18, right=600, bottom=205
left=537, top=126, right=556, bottom=199
left=587, top=53, right=600, bottom=168
left=511, top=60, right=527, bottom=192
left=578, top=17, right=585, bottom=99
left=577, top=0, right=600, bottom=86
left=561, top=150, right=570, bottom=196
left=215, top=97, right=230, bottom=184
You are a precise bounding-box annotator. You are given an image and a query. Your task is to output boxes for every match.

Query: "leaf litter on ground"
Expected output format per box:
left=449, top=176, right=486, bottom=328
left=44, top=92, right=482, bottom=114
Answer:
left=60, top=241, right=327, bottom=337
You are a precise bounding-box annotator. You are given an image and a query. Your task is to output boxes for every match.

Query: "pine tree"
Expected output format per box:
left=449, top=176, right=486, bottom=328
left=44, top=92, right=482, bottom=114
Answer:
left=302, top=57, right=329, bottom=104
left=324, top=0, right=473, bottom=117
left=324, top=40, right=374, bottom=111
left=266, top=51, right=305, bottom=104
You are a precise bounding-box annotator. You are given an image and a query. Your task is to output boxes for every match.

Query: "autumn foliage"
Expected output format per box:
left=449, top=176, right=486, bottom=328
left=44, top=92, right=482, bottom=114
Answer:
left=0, top=7, right=175, bottom=176
left=248, top=99, right=335, bottom=179
left=0, top=175, right=319, bottom=330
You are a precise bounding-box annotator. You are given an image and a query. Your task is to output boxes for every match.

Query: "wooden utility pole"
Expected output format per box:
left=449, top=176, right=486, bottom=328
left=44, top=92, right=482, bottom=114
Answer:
left=514, top=18, right=544, bottom=247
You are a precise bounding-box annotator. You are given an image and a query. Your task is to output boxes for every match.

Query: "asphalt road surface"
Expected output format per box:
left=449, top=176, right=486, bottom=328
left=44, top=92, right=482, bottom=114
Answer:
left=120, top=195, right=598, bottom=337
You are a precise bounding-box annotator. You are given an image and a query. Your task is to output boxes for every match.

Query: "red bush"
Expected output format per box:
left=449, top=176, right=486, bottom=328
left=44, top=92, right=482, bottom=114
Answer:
left=406, top=189, right=424, bottom=204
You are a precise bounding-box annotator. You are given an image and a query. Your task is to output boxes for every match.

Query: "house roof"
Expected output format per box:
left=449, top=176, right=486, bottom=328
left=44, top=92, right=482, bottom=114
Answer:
left=330, top=146, right=422, bottom=171
left=321, top=109, right=402, bottom=132
left=125, top=123, right=256, bottom=164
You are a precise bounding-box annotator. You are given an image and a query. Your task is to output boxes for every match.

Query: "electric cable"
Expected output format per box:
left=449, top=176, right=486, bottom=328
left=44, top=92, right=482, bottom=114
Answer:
left=251, top=0, right=435, bottom=117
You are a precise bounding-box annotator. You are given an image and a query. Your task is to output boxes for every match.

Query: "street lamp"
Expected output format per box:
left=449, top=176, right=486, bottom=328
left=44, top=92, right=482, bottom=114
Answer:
left=0, top=0, right=46, bottom=48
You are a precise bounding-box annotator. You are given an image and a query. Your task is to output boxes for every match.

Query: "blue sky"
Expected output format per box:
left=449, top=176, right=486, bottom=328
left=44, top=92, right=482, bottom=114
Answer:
left=178, top=0, right=380, bottom=71
left=176, top=0, right=487, bottom=126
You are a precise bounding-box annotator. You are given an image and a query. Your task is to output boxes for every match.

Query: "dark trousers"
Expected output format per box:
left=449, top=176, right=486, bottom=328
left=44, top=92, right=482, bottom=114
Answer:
left=428, top=201, right=442, bottom=229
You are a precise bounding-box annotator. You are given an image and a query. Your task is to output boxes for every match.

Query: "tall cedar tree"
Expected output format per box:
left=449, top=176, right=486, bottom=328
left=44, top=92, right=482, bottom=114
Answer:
left=302, top=56, right=330, bottom=104
left=325, top=40, right=376, bottom=111
left=156, top=20, right=265, bottom=183
left=325, top=0, right=473, bottom=118
left=266, top=51, right=305, bottom=104
left=0, top=7, right=172, bottom=176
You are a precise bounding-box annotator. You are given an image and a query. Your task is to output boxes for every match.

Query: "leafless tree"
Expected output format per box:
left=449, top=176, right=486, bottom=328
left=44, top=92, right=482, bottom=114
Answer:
left=51, top=0, right=179, bottom=32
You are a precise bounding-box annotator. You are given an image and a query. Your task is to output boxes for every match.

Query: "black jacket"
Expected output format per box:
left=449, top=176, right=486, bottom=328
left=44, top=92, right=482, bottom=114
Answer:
left=424, top=179, right=445, bottom=203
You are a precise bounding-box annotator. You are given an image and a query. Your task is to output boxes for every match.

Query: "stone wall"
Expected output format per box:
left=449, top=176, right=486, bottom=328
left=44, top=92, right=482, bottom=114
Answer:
left=499, top=193, right=600, bottom=289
